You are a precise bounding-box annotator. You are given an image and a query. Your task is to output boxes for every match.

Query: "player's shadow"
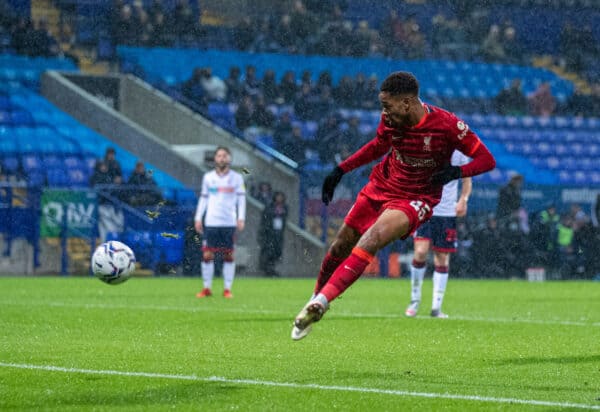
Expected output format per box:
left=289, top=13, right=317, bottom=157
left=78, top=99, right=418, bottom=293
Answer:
left=496, top=354, right=600, bottom=366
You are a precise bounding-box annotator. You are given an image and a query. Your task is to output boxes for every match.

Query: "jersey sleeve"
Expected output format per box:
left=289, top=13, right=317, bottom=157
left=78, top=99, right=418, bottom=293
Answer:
left=446, top=115, right=496, bottom=178
left=194, top=174, right=209, bottom=222
left=338, top=114, right=392, bottom=172
left=236, top=173, right=246, bottom=222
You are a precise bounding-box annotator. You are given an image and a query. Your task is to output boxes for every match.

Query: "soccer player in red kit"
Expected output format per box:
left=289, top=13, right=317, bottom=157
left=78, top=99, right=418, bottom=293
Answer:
left=291, top=71, right=496, bottom=340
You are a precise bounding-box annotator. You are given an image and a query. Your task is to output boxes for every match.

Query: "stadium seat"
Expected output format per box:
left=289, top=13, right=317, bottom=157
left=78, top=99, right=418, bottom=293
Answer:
left=21, top=154, right=42, bottom=172
left=1, top=155, right=20, bottom=174
left=152, top=231, right=184, bottom=267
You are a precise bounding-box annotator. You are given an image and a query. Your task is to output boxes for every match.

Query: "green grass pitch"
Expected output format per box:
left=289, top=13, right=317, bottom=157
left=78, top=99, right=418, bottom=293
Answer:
left=0, top=276, right=599, bottom=411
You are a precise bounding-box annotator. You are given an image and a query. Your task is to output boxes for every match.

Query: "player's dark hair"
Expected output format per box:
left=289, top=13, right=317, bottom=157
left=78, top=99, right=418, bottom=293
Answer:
left=215, top=146, right=231, bottom=156
left=380, top=71, right=419, bottom=96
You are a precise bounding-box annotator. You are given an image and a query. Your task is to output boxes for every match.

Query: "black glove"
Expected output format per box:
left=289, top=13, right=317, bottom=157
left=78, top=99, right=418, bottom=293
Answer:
left=322, top=166, right=345, bottom=205
left=431, top=166, right=462, bottom=185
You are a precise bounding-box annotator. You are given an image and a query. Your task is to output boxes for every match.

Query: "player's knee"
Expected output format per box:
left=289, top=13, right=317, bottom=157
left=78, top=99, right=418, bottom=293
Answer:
left=223, top=251, right=234, bottom=262
left=202, top=250, right=214, bottom=262
left=413, top=241, right=429, bottom=259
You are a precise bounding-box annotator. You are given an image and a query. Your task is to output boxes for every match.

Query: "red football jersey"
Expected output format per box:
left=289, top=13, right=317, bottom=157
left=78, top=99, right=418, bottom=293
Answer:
left=339, top=103, right=485, bottom=208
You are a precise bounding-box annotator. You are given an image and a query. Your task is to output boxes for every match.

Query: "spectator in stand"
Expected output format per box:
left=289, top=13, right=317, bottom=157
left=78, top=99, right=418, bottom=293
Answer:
left=147, top=10, right=171, bottom=47
left=243, top=65, right=261, bottom=97
left=273, top=111, right=294, bottom=143
left=181, top=68, right=207, bottom=109
left=294, top=82, right=319, bottom=120
left=198, top=67, right=227, bottom=102
left=361, top=74, right=380, bottom=110
left=273, top=14, right=296, bottom=53
left=250, top=95, right=276, bottom=129
left=252, top=181, right=273, bottom=205
left=111, top=4, right=136, bottom=46
left=289, top=0, right=319, bottom=52
left=480, top=24, right=506, bottom=62
left=232, top=16, right=255, bottom=51
left=315, top=71, right=333, bottom=95
left=494, top=78, right=528, bottom=116
left=502, top=25, right=524, bottom=65
left=300, top=70, right=312, bottom=88
left=261, top=69, right=280, bottom=104
left=353, top=73, right=369, bottom=107
left=315, top=113, right=342, bottom=162
left=89, top=160, right=112, bottom=188
left=275, top=125, right=307, bottom=165
left=90, top=159, right=125, bottom=240
left=400, top=17, right=426, bottom=59
left=225, top=66, right=244, bottom=102
left=342, top=116, right=365, bottom=152
left=496, top=174, right=523, bottom=228
left=530, top=203, right=560, bottom=271
left=30, top=19, right=61, bottom=57
left=234, top=95, right=254, bottom=131
left=334, top=75, right=356, bottom=108
left=126, top=161, right=162, bottom=206
left=169, top=0, right=198, bottom=42
left=312, top=86, right=336, bottom=119
left=147, top=0, right=165, bottom=21
left=556, top=213, right=576, bottom=276
left=103, top=147, right=123, bottom=182
left=249, top=16, right=278, bottom=53
left=563, top=86, right=600, bottom=118
left=279, top=70, right=298, bottom=104
left=258, top=191, right=288, bottom=277
left=528, top=82, right=556, bottom=116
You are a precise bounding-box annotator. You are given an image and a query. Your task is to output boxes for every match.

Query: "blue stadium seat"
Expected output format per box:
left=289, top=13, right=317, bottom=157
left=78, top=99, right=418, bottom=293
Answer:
left=21, top=154, right=42, bottom=172
left=66, top=168, right=89, bottom=187
left=64, top=155, right=84, bottom=170
left=47, top=168, right=68, bottom=186
left=1, top=155, right=20, bottom=174
left=26, top=170, right=46, bottom=186
left=42, top=154, right=62, bottom=169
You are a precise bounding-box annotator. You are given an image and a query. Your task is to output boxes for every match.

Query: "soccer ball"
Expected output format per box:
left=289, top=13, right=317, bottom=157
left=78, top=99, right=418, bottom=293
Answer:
left=91, top=241, right=136, bottom=285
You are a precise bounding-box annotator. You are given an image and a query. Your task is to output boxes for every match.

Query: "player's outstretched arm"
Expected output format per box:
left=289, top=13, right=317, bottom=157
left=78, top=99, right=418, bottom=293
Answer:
left=459, top=142, right=496, bottom=178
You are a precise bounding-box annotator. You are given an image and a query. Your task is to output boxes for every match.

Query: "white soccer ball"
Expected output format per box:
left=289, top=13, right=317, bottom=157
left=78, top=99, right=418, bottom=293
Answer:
left=91, top=241, right=136, bottom=285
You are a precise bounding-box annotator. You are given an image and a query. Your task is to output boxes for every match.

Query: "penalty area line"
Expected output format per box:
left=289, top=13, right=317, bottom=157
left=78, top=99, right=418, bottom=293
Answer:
left=0, top=362, right=598, bottom=410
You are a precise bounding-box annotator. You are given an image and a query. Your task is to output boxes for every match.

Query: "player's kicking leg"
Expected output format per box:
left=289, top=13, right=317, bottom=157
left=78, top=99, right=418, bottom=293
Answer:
left=292, top=224, right=358, bottom=340
left=292, top=208, right=413, bottom=340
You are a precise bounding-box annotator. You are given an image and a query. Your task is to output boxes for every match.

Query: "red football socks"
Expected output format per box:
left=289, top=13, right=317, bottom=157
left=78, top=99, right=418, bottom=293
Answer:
left=320, top=247, right=374, bottom=302
left=314, top=253, right=345, bottom=295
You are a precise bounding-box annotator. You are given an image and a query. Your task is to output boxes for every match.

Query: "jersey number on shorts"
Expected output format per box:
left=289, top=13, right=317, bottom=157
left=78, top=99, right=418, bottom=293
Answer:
left=410, top=200, right=431, bottom=222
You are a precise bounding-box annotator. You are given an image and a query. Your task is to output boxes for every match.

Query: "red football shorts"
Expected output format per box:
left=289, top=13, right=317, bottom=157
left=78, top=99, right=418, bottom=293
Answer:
left=344, top=185, right=434, bottom=239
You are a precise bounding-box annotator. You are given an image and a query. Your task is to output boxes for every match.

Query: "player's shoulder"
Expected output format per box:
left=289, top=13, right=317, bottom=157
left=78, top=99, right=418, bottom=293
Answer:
left=425, top=103, right=472, bottom=137
left=229, top=169, right=244, bottom=179
left=425, top=103, right=463, bottom=123
left=204, top=170, right=218, bottom=179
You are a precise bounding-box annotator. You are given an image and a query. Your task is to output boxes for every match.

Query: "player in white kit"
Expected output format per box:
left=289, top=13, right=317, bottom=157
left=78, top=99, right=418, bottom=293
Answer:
left=194, top=146, right=246, bottom=298
left=405, top=150, right=472, bottom=318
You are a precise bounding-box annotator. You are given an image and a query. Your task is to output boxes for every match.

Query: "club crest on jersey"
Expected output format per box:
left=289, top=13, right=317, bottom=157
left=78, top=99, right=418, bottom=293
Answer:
left=456, top=121, right=469, bottom=140
left=423, top=135, right=432, bottom=151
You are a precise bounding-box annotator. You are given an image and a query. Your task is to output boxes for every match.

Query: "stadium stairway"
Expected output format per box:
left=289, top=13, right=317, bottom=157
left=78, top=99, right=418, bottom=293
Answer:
left=39, top=70, right=325, bottom=277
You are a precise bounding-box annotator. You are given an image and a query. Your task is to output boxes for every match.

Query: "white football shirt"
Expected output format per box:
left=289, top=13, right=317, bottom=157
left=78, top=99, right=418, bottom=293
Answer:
left=194, top=169, right=246, bottom=227
left=433, top=150, right=470, bottom=217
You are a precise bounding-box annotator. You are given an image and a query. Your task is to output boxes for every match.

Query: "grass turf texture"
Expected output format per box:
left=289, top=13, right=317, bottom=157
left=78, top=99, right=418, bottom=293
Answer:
left=0, top=276, right=598, bottom=411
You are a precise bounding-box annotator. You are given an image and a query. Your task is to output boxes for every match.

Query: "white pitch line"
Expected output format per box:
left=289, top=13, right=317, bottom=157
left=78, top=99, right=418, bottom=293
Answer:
left=0, top=362, right=598, bottom=410
left=1, top=299, right=598, bottom=328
